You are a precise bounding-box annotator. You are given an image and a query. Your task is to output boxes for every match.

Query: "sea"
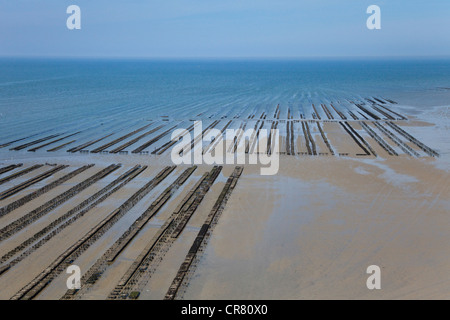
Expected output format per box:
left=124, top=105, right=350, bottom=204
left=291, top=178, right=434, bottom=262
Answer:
left=0, top=58, right=449, bottom=146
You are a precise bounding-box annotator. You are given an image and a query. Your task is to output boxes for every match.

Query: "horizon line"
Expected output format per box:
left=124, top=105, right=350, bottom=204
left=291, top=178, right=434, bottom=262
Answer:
left=1, top=54, right=450, bottom=61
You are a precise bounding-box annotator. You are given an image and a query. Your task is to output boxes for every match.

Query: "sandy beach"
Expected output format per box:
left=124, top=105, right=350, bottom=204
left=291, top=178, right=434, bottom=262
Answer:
left=0, top=91, right=448, bottom=300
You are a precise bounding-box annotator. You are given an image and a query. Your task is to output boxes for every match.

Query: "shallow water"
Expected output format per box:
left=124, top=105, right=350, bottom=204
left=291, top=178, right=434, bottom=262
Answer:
left=1, top=58, right=450, bottom=140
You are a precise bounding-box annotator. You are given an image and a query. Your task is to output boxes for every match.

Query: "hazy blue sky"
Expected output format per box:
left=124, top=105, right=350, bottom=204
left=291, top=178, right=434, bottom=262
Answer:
left=1, top=0, right=449, bottom=58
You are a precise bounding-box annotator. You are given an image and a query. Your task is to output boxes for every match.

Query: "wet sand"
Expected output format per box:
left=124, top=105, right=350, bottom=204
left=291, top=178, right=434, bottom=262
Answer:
left=182, top=157, right=449, bottom=299
left=0, top=96, right=448, bottom=300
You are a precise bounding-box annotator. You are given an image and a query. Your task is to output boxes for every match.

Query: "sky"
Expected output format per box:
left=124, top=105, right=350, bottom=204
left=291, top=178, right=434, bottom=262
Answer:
left=0, top=0, right=449, bottom=58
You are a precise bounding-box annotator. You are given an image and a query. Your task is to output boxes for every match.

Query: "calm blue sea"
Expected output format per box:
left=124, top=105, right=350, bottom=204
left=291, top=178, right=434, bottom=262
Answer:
left=0, top=58, right=449, bottom=140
